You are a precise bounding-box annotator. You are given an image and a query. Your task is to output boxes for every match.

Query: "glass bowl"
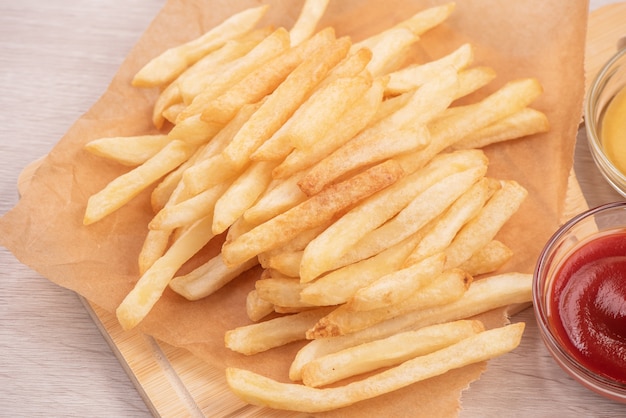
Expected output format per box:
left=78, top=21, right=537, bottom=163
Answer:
left=533, top=202, right=626, bottom=403
left=585, top=47, right=626, bottom=197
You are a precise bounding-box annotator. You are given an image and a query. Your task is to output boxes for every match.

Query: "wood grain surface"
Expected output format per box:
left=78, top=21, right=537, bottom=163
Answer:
left=1, top=1, right=625, bottom=417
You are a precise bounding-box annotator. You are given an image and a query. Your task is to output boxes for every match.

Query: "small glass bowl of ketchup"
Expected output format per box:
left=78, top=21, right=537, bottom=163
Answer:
left=533, top=202, right=626, bottom=403
left=585, top=46, right=626, bottom=197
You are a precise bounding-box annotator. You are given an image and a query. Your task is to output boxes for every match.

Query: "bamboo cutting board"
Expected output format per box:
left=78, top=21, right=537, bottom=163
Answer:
left=16, top=2, right=626, bottom=417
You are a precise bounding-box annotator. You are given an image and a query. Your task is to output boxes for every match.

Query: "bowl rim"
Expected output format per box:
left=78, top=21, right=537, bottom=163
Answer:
left=584, top=47, right=626, bottom=195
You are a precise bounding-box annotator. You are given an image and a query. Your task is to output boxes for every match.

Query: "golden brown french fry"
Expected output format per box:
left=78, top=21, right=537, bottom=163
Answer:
left=246, top=289, right=275, bottom=322
left=459, top=240, right=513, bottom=277
left=385, top=43, right=473, bottom=95
left=289, top=272, right=532, bottom=381
left=227, top=323, right=525, bottom=413
left=255, top=277, right=312, bottom=308
left=221, top=36, right=352, bottom=169
left=181, top=102, right=261, bottom=195
left=301, top=319, right=484, bottom=387
left=299, top=232, right=423, bottom=306
left=298, top=126, right=429, bottom=196
left=84, top=134, right=171, bottom=166
left=357, top=27, right=418, bottom=76
left=212, top=160, right=278, bottom=234
left=169, top=254, right=258, bottom=301
left=452, top=107, right=550, bottom=150
left=221, top=159, right=404, bottom=267
left=263, top=251, right=303, bottom=278
left=84, top=139, right=194, bottom=225
left=116, top=214, right=216, bottom=330
left=347, top=252, right=446, bottom=312
left=402, top=177, right=496, bottom=266
left=272, top=76, right=384, bottom=179
left=444, top=180, right=527, bottom=269
left=454, top=66, right=497, bottom=99
left=200, top=28, right=336, bottom=127
left=252, top=74, right=373, bottom=159
left=289, top=0, right=330, bottom=46
left=396, top=78, right=544, bottom=174
left=243, top=172, right=308, bottom=225
left=393, top=2, right=456, bottom=35
left=132, top=5, right=269, bottom=87
left=138, top=228, right=172, bottom=275
left=308, top=269, right=471, bottom=338
left=152, top=29, right=270, bottom=128
left=176, top=27, right=291, bottom=121
left=299, top=159, right=486, bottom=282
left=225, top=307, right=334, bottom=355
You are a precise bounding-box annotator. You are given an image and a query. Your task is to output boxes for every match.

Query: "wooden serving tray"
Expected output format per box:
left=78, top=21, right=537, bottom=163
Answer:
left=17, top=2, right=626, bottom=417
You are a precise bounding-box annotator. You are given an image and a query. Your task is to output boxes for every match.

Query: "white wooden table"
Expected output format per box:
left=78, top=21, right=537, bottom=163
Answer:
left=1, top=1, right=625, bottom=417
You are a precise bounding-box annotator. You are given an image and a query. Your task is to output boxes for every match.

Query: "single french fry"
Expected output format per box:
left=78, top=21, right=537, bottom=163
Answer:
left=452, top=107, right=550, bottom=150
left=289, top=272, right=532, bottom=381
left=221, top=37, right=352, bottom=169
left=454, top=66, right=497, bottom=99
left=212, top=160, right=278, bottom=234
left=289, top=0, right=330, bottom=46
left=221, top=159, right=404, bottom=267
left=308, top=269, right=471, bottom=338
left=299, top=232, right=423, bottom=307
left=138, top=228, right=172, bottom=275
left=201, top=28, right=337, bottom=127
left=347, top=253, right=446, bottom=312
left=272, top=76, right=384, bottom=179
left=132, top=5, right=269, bottom=87
left=224, top=307, right=334, bottom=355
left=459, top=240, right=513, bottom=277
left=116, top=214, right=216, bottom=330
left=255, top=277, right=312, bottom=308
left=176, top=27, right=291, bottom=122
left=301, top=319, right=484, bottom=387
left=243, top=172, right=308, bottom=225
left=385, top=43, right=473, bottom=95
left=246, top=289, right=275, bottom=322
left=228, top=323, right=525, bottom=413
left=402, top=177, right=496, bottom=266
left=444, top=180, right=528, bottom=269
left=299, top=126, right=429, bottom=196
left=169, top=254, right=258, bottom=301
left=299, top=159, right=486, bottom=282
left=393, top=2, right=456, bottom=36
left=84, top=140, right=194, bottom=225
left=358, top=27, right=418, bottom=76
left=84, top=134, right=172, bottom=166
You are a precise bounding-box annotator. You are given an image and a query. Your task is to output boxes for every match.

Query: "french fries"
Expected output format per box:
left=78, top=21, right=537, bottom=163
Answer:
left=80, top=1, right=551, bottom=413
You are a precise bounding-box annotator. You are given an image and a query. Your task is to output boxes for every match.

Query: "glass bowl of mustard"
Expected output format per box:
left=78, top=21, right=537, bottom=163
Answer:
left=533, top=202, right=626, bottom=403
left=585, top=46, right=626, bottom=197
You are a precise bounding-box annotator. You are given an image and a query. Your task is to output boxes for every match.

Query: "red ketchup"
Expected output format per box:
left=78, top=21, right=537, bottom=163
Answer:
left=549, top=229, right=626, bottom=384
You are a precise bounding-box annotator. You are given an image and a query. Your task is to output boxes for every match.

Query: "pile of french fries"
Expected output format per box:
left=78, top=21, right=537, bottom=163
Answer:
left=81, top=0, right=550, bottom=413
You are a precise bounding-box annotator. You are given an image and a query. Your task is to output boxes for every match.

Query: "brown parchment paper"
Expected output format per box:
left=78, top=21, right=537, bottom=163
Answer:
left=0, top=0, right=589, bottom=416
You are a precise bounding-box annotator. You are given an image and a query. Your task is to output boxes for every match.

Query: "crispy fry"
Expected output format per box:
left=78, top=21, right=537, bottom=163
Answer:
left=243, top=172, right=308, bottom=225
left=228, top=323, right=525, bottom=412
left=255, top=277, right=312, bottom=308
left=289, top=273, right=532, bottom=381
left=246, top=289, right=275, bottom=322
left=221, top=159, right=404, bottom=267
left=84, top=134, right=172, bottom=166
left=116, top=214, right=216, bottom=330
left=169, top=254, right=258, bottom=301
left=225, top=307, right=334, bottom=355
left=299, top=158, right=486, bottom=282
left=289, top=0, right=330, bottom=46
left=262, top=251, right=303, bottom=278
left=308, top=269, right=471, bottom=338
left=221, top=36, right=351, bottom=169
left=132, top=5, right=269, bottom=87
left=347, top=253, right=446, bottom=312
left=459, top=240, right=513, bottom=276
left=84, top=140, right=194, bottom=225
left=301, top=319, right=484, bottom=387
